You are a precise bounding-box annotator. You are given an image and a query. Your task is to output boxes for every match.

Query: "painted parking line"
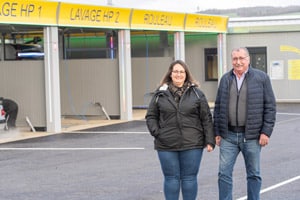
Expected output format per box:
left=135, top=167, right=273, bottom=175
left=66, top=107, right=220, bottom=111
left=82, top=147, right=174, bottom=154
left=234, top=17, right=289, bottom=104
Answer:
left=71, top=131, right=149, bottom=134
left=277, top=112, right=300, bottom=116
left=0, top=147, right=145, bottom=150
left=236, top=175, right=300, bottom=200
left=276, top=117, right=300, bottom=124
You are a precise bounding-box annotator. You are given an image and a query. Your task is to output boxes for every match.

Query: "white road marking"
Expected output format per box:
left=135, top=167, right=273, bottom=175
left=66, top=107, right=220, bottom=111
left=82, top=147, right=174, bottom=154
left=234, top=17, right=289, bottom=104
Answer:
left=0, top=147, right=145, bottom=150
left=276, top=117, right=300, bottom=124
left=236, top=175, right=300, bottom=200
left=277, top=112, right=300, bottom=116
left=69, top=131, right=149, bottom=134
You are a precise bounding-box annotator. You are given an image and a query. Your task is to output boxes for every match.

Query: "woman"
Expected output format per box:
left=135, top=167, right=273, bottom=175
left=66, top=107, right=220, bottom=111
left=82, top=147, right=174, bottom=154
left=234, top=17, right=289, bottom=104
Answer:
left=145, top=60, right=215, bottom=200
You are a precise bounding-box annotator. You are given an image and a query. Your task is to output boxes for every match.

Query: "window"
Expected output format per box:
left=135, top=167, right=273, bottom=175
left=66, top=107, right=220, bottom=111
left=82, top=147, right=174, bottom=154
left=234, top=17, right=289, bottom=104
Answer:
left=1, top=35, right=44, bottom=60
left=205, top=48, right=218, bottom=81
left=63, top=30, right=118, bottom=59
left=130, top=31, right=173, bottom=57
left=247, top=47, right=267, bottom=73
left=204, top=47, right=267, bottom=82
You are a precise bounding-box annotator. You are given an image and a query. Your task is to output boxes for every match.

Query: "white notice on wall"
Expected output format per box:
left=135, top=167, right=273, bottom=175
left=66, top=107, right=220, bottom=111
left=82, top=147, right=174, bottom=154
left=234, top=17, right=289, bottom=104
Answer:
left=270, top=60, right=284, bottom=80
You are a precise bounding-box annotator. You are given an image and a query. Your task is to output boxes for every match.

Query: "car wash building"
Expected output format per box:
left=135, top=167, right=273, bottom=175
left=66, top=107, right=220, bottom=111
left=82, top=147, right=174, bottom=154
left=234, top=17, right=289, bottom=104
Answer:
left=0, top=0, right=299, bottom=133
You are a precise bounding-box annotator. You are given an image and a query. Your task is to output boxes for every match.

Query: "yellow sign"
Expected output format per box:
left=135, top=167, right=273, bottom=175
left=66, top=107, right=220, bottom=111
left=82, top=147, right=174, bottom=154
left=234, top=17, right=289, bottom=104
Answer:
left=0, top=0, right=58, bottom=25
left=288, top=60, right=300, bottom=80
left=280, top=45, right=300, bottom=55
left=130, top=9, right=186, bottom=31
left=0, top=1, right=228, bottom=33
left=58, top=3, right=131, bottom=29
left=185, top=14, right=228, bottom=33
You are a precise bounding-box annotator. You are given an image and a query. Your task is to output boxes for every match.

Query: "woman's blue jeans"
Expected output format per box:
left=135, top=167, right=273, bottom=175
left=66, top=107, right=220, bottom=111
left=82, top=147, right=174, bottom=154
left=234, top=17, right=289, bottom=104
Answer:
left=157, top=149, right=203, bottom=200
left=218, top=131, right=262, bottom=200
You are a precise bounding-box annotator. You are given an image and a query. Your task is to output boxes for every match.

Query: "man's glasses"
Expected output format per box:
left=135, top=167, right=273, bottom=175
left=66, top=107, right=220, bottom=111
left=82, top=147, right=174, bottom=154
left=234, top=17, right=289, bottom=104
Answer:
left=232, top=56, right=249, bottom=62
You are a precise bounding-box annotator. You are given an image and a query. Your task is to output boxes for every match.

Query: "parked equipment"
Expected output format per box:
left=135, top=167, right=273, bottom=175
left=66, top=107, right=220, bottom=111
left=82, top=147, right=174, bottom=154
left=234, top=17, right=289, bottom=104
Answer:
left=0, top=99, right=8, bottom=130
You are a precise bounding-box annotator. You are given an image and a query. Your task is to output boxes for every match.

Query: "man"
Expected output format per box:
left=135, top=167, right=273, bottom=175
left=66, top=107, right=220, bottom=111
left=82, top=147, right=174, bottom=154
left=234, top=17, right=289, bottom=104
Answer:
left=213, top=47, right=276, bottom=200
left=0, top=97, right=18, bottom=129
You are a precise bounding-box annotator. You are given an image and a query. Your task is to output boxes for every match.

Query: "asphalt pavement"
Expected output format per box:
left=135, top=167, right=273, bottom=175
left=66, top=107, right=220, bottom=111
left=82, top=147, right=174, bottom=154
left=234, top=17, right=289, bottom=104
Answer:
left=0, top=104, right=299, bottom=200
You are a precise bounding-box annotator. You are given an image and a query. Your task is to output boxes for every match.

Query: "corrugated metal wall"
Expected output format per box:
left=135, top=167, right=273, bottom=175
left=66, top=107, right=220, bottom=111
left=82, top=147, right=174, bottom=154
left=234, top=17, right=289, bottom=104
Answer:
left=60, top=59, right=120, bottom=118
left=0, top=61, right=45, bottom=127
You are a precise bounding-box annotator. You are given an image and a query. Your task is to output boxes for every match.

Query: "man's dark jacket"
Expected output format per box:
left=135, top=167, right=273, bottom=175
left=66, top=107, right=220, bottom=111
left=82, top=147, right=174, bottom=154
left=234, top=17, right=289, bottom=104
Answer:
left=213, top=67, right=276, bottom=140
left=146, top=84, right=215, bottom=151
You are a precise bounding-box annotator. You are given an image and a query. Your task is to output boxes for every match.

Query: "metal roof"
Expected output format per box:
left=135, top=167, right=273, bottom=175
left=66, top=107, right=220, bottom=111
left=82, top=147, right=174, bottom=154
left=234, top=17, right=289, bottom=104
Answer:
left=228, top=15, right=300, bottom=33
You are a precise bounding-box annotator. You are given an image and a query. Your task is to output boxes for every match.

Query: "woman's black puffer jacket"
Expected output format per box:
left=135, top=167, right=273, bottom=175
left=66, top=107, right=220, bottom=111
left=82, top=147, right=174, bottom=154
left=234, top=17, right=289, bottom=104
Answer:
left=145, top=84, right=215, bottom=151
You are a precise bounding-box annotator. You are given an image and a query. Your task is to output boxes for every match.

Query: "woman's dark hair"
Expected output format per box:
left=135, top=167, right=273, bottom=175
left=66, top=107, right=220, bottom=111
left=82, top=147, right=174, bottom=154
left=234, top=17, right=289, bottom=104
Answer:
left=160, top=60, right=199, bottom=87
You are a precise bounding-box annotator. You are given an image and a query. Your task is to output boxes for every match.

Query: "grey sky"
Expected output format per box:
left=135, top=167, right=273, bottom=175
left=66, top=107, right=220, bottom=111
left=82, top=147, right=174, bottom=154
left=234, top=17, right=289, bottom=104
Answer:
left=55, top=0, right=300, bottom=13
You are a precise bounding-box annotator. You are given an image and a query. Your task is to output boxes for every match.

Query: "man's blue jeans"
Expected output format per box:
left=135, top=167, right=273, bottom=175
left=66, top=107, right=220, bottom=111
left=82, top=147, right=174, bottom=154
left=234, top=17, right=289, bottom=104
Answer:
left=157, top=149, right=203, bottom=200
left=218, top=132, right=262, bottom=200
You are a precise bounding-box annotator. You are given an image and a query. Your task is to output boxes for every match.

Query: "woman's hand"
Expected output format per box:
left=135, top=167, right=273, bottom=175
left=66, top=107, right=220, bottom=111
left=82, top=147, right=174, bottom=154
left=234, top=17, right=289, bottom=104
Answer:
left=206, top=144, right=213, bottom=152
